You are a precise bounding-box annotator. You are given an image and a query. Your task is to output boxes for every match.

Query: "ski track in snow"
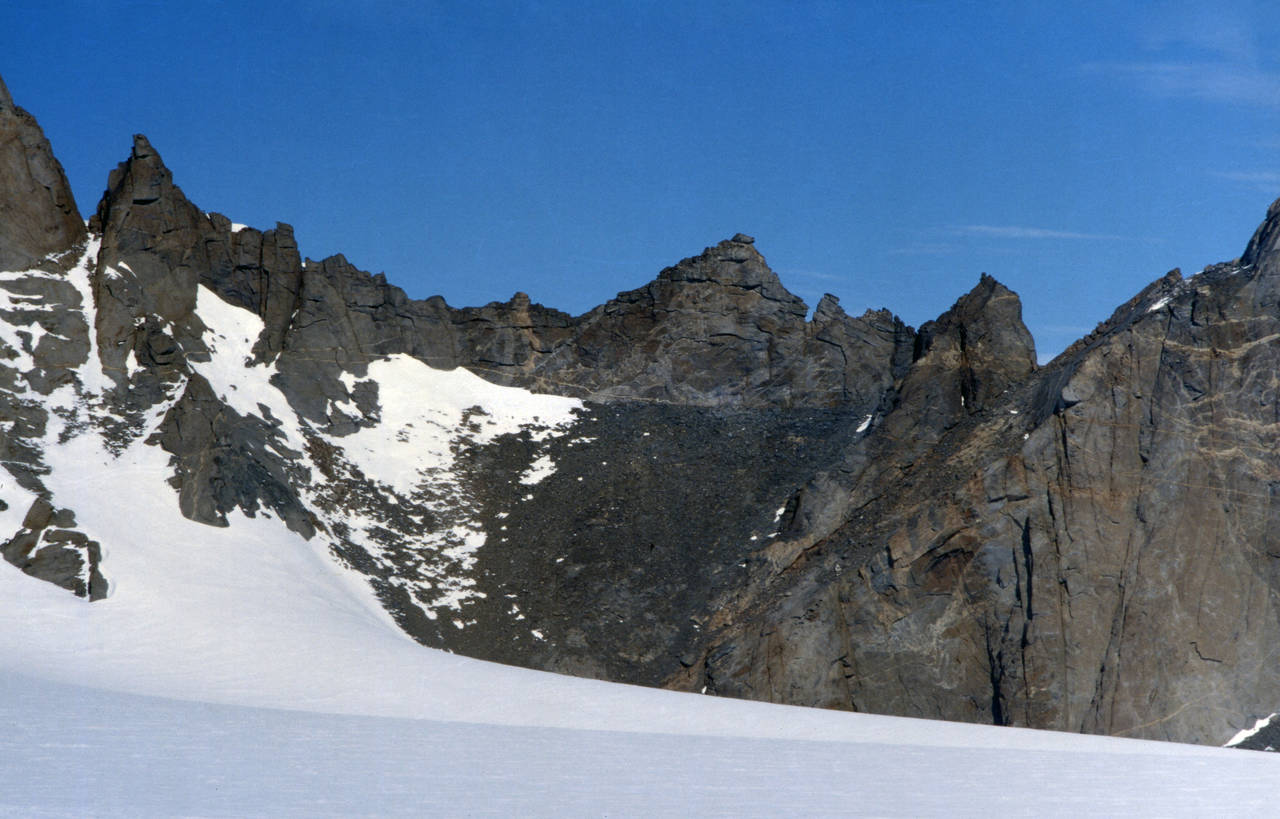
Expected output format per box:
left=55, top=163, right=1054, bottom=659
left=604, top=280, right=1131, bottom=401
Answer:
left=0, top=251, right=1276, bottom=814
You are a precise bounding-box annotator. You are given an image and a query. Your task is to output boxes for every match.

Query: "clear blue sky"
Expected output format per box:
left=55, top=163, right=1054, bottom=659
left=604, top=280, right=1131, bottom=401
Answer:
left=7, top=0, right=1280, bottom=360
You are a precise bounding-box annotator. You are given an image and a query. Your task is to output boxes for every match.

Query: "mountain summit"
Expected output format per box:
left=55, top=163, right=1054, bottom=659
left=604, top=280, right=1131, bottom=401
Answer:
left=0, top=72, right=1278, bottom=748
left=0, top=74, right=83, bottom=271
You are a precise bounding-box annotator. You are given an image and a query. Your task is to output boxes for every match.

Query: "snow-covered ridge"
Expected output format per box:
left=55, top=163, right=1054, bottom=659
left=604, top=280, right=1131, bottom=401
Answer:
left=0, top=240, right=585, bottom=625
left=191, top=283, right=585, bottom=621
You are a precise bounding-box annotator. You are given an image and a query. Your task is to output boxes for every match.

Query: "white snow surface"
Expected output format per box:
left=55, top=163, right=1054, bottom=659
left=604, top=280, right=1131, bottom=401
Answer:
left=1, top=671, right=1276, bottom=818
left=518, top=452, right=558, bottom=485
left=0, top=257, right=1275, bottom=815
left=331, top=353, right=580, bottom=498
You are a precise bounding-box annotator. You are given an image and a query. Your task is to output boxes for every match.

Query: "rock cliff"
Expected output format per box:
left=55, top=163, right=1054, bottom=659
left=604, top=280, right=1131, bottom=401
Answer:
left=675, top=235, right=1280, bottom=744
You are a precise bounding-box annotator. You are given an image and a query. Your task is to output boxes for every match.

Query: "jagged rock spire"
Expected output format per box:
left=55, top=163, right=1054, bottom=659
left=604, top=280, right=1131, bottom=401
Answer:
left=896, top=273, right=1037, bottom=426
left=1241, top=196, right=1280, bottom=272
left=655, top=235, right=807, bottom=311
left=91, top=133, right=196, bottom=242
left=0, top=71, right=85, bottom=270
left=87, top=133, right=215, bottom=385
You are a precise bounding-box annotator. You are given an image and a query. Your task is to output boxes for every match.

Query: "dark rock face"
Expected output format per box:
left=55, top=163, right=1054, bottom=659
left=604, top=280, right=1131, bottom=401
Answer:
left=439, top=402, right=870, bottom=684
left=0, top=74, right=85, bottom=272
left=505, top=237, right=916, bottom=410
left=805, top=295, right=915, bottom=410
left=153, top=374, right=317, bottom=538
left=526, top=236, right=815, bottom=405
left=199, top=213, right=305, bottom=361
left=89, top=134, right=208, bottom=377
left=1231, top=714, right=1280, bottom=751
left=2, top=497, right=106, bottom=600
left=909, top=273, right=1038, bottom=416
left=668, top=216, right=1280, bottom=746
left=1241, top=197, right=1280, bottom=274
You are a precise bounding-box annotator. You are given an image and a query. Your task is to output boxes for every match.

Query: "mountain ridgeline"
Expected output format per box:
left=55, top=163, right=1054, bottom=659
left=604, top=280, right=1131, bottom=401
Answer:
left=1, top=74, right=1278, bottom=748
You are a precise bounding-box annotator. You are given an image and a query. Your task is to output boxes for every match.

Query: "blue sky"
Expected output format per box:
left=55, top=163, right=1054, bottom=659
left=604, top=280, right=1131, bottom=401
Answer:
left=7, top=0, right=1280, bottom=360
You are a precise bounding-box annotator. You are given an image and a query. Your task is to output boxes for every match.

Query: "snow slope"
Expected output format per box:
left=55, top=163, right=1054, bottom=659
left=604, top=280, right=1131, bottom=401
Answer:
left=2, top=671, right=1277, bottom=819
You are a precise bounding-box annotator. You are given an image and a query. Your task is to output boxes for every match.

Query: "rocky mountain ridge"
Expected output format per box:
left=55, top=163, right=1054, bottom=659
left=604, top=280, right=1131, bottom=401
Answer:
left=1, top=73, right=1278, bottom=748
